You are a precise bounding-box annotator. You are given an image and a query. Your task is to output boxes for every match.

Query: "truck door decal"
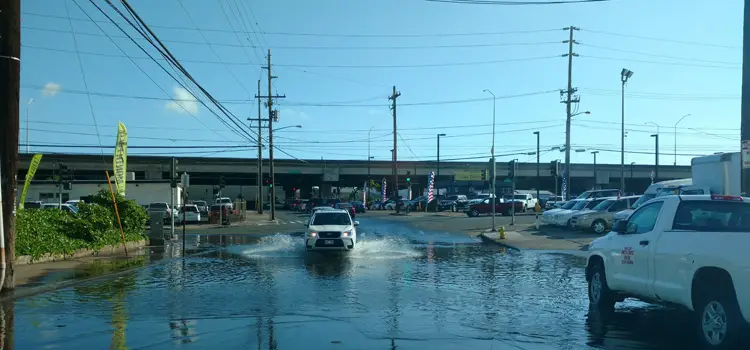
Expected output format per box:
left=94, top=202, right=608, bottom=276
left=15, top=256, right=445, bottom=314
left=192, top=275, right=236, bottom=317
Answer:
left=622, top=247, right=634, bottom=265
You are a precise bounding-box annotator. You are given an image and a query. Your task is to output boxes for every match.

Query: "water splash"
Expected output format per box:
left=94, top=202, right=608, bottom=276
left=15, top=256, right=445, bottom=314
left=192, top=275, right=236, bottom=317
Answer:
left=225, top=234, right=304, bottom=258
left=227, top=233, right=422, bottom=260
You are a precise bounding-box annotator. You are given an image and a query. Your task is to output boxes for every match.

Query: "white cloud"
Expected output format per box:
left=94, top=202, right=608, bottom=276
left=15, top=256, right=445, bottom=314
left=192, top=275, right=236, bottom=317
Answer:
left=280, top=108, right=309, bottom=120
left=41, top=82, right=61, bottom=97
left=166, top=87, right=199, bottom=114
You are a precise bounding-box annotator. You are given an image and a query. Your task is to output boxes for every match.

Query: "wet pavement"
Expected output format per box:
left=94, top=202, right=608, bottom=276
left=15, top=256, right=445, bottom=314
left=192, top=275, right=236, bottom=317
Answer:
left=4, top=216, right=722, bottom=349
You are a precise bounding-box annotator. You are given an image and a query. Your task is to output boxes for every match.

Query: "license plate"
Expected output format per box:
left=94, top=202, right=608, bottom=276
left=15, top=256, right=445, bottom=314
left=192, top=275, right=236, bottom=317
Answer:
left=324, top=240, right=334, bottom=245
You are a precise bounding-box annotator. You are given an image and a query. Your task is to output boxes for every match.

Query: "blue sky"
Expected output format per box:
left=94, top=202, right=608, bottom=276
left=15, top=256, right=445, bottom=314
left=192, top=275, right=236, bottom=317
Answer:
left=19, top=0, right=742, bottom=166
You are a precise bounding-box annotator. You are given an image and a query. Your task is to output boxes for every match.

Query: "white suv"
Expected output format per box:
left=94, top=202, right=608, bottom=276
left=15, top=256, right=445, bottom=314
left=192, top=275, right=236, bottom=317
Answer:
left=305, top=209, right=359, bottom=251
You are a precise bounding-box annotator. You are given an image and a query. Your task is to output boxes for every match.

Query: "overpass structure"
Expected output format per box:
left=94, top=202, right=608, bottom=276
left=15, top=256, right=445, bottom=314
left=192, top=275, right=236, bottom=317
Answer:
left=17, top=153, right=691, bottom=201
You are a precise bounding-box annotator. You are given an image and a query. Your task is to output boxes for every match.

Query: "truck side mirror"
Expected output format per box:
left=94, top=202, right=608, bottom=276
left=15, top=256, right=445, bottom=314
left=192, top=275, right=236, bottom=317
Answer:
left=612, top=220, right=627, bottom=234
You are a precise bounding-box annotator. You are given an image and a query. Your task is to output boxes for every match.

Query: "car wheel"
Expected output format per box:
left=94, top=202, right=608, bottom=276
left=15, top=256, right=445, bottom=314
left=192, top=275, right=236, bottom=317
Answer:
left=694, top=282, right=743, bottom=349
left=566, top=219, right=574, bottom=229
left=591, top=220, right=607, bottom=234
left=588, top=262, right=615, bottom=312
left=523, top=205, right=528, bottom=212
left=471, top=209, right=479, bottom=217
left=506, top=208, right=513, bottom=216
left=452, top=205, right=457, bottom=212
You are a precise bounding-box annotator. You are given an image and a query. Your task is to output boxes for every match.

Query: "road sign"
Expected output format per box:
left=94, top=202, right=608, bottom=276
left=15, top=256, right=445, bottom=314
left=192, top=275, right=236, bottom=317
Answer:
left=454, top=171, right=483, bottom=181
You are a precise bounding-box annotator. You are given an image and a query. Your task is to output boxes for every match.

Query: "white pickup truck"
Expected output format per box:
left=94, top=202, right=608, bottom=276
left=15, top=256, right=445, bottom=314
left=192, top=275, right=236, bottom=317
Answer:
left=586, top=194, right=750, bottom=349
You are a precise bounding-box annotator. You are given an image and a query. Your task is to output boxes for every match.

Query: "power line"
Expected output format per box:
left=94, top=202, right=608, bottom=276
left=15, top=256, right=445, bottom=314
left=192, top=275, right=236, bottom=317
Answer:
left=578, top=42, right=739, bottom=66
left=581, top=28, right=740, bottom=50
left=20, top=84, right=558, bottom=107
left=22, top=12, right=561, bottom=38
left=579, top=87, right=739, bottom=101
left=24, top=143, right=257, bottom=149
left=581, top=55, right=740, bottom=69
left=424, top=0, right=611, bottom=4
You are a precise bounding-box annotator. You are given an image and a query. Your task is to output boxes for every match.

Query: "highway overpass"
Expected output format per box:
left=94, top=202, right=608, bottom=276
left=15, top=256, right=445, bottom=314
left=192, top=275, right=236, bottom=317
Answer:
left=16, top=153, right=691, bottom=200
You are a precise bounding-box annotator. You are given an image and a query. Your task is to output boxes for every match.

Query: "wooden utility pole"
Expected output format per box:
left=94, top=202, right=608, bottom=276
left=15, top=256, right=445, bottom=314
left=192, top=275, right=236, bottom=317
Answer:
left=256, top=80, right=263, bottom=214
left=741, top=0, right=750, bottom=196
left=0, top=0, right=21, bottom=290
left=562, top=26, right=579, bottom=200
left=389, top=86, right=400, bottom=211
left=255, top=49, right=285, bottom=221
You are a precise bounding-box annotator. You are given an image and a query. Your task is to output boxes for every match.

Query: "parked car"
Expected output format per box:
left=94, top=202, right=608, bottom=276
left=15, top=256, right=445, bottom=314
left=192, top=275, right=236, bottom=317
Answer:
left=544, top=196, right=564, bottom=210
left=192, top=200, right=209, bottom=215
left=351, top=201, right=366, bottom=213
left=147, top=202, right=179, bottom=224
left=179, top=204, right=201, bottom=224
left=334, top=202, right=357, bottom=219
left=466, top=198, right=524, bottom=217
left=208, top=204, right=230, bottom=225
left=439, top=195, right=468, bottom=212
left=549, top=198, right=608, bottom=229
left=41, top=203, right=78, bottom=215
left=570, top=196, right=639, bottom=234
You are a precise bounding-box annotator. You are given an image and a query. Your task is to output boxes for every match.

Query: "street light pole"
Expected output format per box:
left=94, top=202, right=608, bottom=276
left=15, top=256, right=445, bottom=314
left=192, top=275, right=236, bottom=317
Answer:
left=483, top=89, right=497, bottom=232
left=534, top=131, right=540, bottom=202
left=651, top=133, right=659, bottom=183
left=591, top=151, right=599, bottom=189
left=436, top=133, right=446, bottom=177
left=368, top=126, right=374, bottom=179
left=620, top=68, right=634, bottom=194
left=674, top=113, right=691, bottom=166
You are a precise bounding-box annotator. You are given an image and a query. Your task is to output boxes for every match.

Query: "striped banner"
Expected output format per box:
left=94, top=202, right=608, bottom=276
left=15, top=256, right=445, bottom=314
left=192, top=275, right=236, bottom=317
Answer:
left=382, top=178, right=387, bottom=201
left=427, top=171, right=435, bottom=203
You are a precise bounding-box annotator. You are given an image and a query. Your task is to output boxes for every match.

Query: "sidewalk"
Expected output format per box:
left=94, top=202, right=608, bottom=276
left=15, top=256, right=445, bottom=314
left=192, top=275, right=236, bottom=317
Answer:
left=475, top=225, right=596, bottom=254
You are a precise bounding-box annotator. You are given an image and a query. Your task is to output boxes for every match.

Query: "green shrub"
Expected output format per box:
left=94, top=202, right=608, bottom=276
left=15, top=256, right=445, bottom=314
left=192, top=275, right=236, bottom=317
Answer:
left=15, top=189, right=149, bottom=259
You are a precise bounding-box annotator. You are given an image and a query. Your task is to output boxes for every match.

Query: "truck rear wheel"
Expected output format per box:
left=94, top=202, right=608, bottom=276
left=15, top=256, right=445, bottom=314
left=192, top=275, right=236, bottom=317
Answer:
left=694, top=282, right=743, bottom=349
left=588, top=262, right=615, bottom=312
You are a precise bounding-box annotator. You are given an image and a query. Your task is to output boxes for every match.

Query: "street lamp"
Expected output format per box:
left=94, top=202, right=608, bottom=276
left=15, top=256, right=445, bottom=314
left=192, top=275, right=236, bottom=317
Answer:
left=368, top=126, right=375, bottom=178
left=651, top=133, right=659, bottom=183
left=273, top=124, right=302, bottom=132
left=483, top=89, right=497, bottom=232
left=26, top=98, right=35, bottom=153
left=533, top=131, right=540, bottom=203
left=563, top=110, right=590, bottom=200
left=674, top=113, right=691, bottom=165
left=436, top=133, right=446, bottom=178
left=620, top=68, right=634, bottom=193
left=591, top=151, right=599, bottom=189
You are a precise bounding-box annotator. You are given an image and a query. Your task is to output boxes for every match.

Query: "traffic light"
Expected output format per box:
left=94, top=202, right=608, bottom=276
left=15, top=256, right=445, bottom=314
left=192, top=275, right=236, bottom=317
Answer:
left=481, top=170, right=487, bottom=181
left=550, top=160, right=559, bottom=177
left=508, top=160, right=517, bottom=179
left=488, top=157, right=495, bottom=180
left=220, top=175, right=226, bottom=189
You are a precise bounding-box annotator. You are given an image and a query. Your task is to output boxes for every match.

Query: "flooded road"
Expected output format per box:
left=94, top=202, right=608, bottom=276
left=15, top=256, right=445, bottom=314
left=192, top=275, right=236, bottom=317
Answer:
left=7, top=217, right=714, bottom=349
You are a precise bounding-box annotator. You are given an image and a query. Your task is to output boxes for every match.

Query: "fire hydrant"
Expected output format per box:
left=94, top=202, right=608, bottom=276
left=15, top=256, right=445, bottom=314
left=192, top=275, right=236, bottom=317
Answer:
left=499, top=226, right=506, bottom=240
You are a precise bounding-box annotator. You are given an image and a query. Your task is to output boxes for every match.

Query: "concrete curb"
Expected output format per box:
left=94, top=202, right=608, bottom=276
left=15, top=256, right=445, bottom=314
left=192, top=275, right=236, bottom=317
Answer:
left=3, top=247, right=221, bottom=302
left=16, top=240, right=147, bottom=265
left=478, top=232, right=521, bottom=251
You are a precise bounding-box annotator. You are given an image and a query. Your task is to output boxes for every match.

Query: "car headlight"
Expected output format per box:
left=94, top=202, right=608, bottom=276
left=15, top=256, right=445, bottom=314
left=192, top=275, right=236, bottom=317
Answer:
left=341, top=231, right=351, bottom=237
left=307, top=231, right=317, bottom=237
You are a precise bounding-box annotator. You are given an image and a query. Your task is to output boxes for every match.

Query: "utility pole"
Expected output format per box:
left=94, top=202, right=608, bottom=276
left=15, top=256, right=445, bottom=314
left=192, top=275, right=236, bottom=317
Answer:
left=256, top=49, right=285, bottom=221
left=591, top=151, right=599, bottom=189
left=741, top=0, right=750, bottom=196
left=534, top=131, right=540, bottom=202
left=256, top=80, right=263, bottom=214
left=562, top=26, right=579, bottom=201
left=389, top=86, right=401, bottom=212
left=170, top=157, right=177, bottom=236
left=0, top=0, right=21, bottom=290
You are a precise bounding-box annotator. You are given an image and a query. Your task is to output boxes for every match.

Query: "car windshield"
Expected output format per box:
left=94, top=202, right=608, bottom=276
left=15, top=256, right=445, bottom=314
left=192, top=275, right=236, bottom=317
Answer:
left=181, top=206, right=198, bottom=212
left=571, top=201, right=589, bottom=210
left=513, top=195, right=527, bottom=200
left=193, top=201, right=207, bottom=206
left=150, top=203, right=167, bottom=209
left=312, top=213, right=352, bottom=226
left=585, top=199, right=607, bottom=209
left=220, top=199, right=232, bottom=203
left=631, top=194, right=655, bottom=209
left=338, top=203, right=353, bottom=208
left=593, top=199, right=615, bottom=211
left=561, top=201, right=578, bottom=209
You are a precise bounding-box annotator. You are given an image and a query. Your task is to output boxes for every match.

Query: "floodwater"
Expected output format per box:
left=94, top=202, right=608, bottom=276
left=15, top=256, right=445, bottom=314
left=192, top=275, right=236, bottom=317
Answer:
left=3, top=217, right=720, bottom=349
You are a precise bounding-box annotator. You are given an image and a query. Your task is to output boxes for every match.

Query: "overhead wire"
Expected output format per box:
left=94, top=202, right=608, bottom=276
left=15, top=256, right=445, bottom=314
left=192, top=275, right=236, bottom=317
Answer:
left=108, top=0, right=259, bottom=143
left=63, top=0, right=105, bottom=160
left=76, top=0, right=239, bottom=141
